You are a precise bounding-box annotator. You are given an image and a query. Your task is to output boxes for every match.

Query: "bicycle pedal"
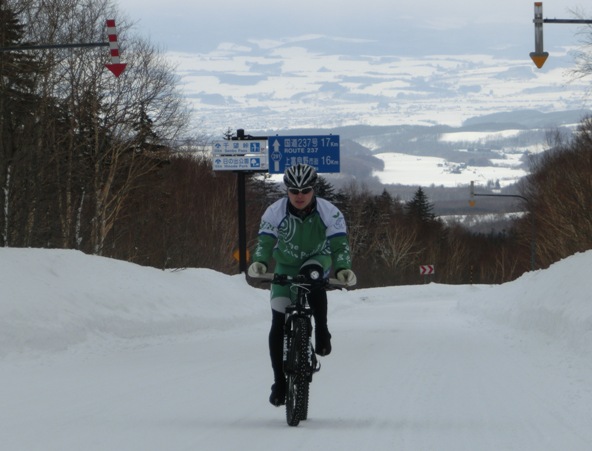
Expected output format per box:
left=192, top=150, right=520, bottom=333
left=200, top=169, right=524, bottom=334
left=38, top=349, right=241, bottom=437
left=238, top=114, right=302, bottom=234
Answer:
left=313, top=360, right=321, bottom=373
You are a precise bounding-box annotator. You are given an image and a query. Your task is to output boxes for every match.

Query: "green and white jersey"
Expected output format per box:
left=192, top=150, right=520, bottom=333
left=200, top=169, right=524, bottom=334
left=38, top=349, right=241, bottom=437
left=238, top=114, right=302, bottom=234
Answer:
left=253, top=197, right=352, bottom=273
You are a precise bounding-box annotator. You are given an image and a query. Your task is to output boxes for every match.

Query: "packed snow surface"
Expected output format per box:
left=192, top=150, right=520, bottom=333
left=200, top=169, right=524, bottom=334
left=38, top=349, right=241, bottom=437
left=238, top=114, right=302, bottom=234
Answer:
left=1, top=248, right=591, bottom=450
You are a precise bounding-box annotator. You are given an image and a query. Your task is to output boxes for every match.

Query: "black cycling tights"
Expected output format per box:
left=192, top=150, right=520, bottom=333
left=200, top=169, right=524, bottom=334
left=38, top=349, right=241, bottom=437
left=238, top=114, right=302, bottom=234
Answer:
left=269, top=309, right=285, bottom=381
left=268, top=289, right=328, bottom=381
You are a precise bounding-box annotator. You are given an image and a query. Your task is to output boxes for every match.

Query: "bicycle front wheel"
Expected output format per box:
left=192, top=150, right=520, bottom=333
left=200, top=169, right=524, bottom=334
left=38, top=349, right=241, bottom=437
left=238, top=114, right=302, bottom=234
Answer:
left=286, top=317, right=310, bottom=426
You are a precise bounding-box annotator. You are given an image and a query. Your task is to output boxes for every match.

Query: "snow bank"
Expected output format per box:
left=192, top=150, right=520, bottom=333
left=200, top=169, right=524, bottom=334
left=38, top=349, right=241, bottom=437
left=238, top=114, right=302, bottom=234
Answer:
left=0, top=248, right=267, bottom=356
left=458, top=250, right=592, bottom=355
left=2, top=247, right=591, bottom=359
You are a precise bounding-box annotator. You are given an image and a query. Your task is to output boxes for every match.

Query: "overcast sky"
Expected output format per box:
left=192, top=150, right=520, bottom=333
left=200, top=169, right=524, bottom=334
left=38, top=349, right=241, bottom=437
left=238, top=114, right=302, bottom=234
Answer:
left=116, top=0, right=586, bottom=54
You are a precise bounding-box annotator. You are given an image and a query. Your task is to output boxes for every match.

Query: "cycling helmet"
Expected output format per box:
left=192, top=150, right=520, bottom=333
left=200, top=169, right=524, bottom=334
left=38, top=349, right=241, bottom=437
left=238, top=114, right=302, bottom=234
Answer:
left=283, top=164, right=317, bottom=188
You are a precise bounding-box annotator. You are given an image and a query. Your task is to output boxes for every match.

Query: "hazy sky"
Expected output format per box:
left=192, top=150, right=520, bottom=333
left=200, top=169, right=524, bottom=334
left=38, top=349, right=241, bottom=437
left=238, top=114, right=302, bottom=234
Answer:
left=116, top=0, right=585, bottom=54
left=117, top=0, right=577, bottom=25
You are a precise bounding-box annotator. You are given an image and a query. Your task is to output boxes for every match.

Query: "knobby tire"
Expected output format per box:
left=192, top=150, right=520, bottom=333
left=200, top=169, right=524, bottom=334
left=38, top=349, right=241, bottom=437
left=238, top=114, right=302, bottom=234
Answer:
left=286, top=317, right=310, bottom=426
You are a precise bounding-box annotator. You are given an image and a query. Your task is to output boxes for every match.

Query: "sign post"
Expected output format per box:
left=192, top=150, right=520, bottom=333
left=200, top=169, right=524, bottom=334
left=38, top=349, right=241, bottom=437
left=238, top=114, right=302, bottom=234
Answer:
left=529, top=2, right=592, bottom=69
left=420, top=265, right=435, bottom=284
left=212, top=130, right=269, bottom=274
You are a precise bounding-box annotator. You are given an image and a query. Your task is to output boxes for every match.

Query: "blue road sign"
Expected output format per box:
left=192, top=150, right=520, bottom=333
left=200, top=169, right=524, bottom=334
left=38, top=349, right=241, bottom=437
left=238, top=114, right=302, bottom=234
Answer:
left=267, top=135, right=340, bottom=174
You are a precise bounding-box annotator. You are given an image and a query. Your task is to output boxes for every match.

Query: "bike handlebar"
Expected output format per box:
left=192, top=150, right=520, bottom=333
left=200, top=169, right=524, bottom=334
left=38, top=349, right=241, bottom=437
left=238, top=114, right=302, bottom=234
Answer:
left=251, top=272, right=352, bottom=289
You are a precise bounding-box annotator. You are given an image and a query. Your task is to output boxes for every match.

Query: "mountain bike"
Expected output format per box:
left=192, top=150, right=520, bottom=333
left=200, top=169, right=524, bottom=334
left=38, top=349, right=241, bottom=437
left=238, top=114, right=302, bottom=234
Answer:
left=255, top=267, right=348, bottom=426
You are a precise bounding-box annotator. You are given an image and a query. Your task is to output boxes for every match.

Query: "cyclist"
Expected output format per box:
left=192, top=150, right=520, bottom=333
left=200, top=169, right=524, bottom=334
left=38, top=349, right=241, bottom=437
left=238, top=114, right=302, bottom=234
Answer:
left=248, top=163, right=357, bottom=406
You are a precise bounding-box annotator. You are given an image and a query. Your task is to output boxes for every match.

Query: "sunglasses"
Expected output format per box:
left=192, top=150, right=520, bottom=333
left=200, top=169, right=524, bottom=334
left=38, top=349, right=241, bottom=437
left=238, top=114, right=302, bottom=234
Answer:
left=288, top=187, right=313, bottom=195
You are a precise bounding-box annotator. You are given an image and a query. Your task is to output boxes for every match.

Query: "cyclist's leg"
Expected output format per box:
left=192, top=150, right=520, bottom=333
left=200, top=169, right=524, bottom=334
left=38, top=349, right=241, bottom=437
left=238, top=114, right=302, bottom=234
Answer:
left=301, top=256, right=333, bottom=356
left=269, top=285, right=291, bottom=382
left=269, top=307, right=287, bottom=406
left=268, top=264, right=299, bottom=406
left=309, top=288, right=327, bottom=325
left=309, top=290, right=331, bottom=355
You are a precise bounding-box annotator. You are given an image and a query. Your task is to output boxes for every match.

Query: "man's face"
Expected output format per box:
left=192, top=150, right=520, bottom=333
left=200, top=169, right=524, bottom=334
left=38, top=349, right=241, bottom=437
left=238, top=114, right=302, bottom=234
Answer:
left=287, top=187, right=314, bottom=210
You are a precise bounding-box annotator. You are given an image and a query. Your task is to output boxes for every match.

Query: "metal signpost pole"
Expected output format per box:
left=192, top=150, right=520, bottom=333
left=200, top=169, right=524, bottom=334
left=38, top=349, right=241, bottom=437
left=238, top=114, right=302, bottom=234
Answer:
left=230, top=129, right=269, bottom=274
left=232, top=130, right=249, bottom=274
left=237, top=171, right=247, bottom=273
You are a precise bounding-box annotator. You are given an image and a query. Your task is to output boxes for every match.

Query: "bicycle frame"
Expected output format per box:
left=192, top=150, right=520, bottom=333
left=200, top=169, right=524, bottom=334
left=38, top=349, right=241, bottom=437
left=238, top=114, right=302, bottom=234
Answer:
left=270, top=274, right=333, bottom=425
left=282, top=278, right=318, bottom=379
left=252, top=272, right=347, bottom=426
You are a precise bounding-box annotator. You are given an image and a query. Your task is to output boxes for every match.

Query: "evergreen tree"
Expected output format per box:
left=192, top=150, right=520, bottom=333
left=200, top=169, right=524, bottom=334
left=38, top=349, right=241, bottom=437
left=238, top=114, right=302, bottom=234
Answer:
left=0, top=3, right=42, bottom=245
left=314, top=175, right=337, bottom=202
left=132, top=102, right=160, bottom=152
left=405, top=187, right=435, bottom=222
left=376, top=189, right=395, bottom=215
left=0, top=5, right=39, bottom=116
left=247, top=174, right=283, bottom=208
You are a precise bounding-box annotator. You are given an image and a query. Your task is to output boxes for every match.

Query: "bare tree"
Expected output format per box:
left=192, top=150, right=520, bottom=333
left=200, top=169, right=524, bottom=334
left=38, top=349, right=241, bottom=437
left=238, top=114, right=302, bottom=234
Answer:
left=336, top=180, right=374, bottom=263
left=5, top=0, right=189, bottom=253
left=520, top=116, right=592, bottom=268
left=569, top=8, right=592, bottom=87
left=376, top=217, right=419, bottom=276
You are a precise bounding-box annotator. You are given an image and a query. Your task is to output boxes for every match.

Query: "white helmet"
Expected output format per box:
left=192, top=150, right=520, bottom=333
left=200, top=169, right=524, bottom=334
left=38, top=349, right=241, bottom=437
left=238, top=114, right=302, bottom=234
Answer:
left=283, top=164, right=317, bottom=188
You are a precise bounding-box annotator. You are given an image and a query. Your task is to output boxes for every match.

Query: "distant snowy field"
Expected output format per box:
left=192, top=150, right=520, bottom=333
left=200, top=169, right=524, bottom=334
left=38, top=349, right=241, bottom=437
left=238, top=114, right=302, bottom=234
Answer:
left=169, top=40, right=586, bottom=188
left=370, top=128, right=559, bottom=187
left=168, top=42, right=590, bottom=134
left=372, top=152, right=527, bottom=188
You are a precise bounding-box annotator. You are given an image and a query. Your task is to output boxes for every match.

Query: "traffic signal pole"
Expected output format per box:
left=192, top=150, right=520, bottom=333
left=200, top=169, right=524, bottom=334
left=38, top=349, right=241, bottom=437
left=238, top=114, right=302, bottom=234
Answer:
left=530, top=2, right=592, bottom=69
left=470, top=181, right=536, bottom=271
left=530, top=3, right=549, bottom=68
left=0, top=20, right=126, bottom=77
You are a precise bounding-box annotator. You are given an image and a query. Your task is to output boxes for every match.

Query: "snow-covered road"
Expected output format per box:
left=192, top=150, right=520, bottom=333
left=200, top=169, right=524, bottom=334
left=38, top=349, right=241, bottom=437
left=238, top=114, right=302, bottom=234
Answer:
left=1, top=249, right=591, bottom=450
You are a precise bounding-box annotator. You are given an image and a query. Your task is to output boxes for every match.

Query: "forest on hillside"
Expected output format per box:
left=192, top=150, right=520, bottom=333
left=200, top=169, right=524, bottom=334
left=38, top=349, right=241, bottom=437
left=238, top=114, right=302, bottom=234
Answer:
left=2, top=0, right=591, bottom=287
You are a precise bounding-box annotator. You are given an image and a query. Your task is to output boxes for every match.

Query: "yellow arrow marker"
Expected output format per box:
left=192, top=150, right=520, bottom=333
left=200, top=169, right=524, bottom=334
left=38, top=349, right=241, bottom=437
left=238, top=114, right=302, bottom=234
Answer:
left=233, top=248, right=250, bottom=262
left=530, top=52, right=549, bottom=69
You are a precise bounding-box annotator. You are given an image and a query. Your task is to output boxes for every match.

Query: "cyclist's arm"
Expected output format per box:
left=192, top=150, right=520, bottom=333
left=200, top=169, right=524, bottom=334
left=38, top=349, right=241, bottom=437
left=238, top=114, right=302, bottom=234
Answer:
left=252, top=233, right=275, bottom=268
left=328, top=234, right=352, bottom=274
left=252, top=200, right=287, bottom=268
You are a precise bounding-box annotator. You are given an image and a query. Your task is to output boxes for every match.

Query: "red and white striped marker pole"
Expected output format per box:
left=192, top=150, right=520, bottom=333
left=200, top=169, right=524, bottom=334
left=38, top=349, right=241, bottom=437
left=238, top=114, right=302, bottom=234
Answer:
left=105, top=19, right=127, bottom=77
